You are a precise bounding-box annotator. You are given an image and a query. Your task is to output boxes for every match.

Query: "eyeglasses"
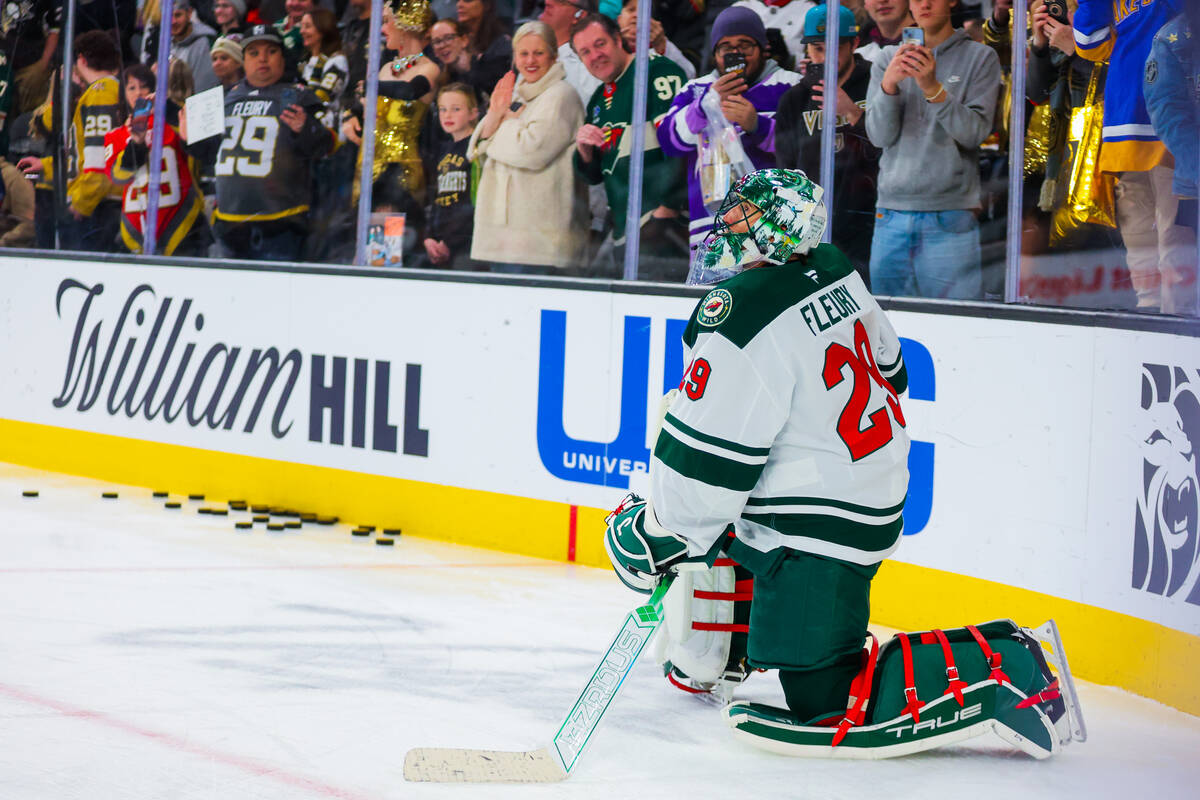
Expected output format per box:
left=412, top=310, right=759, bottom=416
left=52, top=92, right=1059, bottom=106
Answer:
left=714, top=41, right=760, bottom=57
left=431, top=35, right=463, bottom=46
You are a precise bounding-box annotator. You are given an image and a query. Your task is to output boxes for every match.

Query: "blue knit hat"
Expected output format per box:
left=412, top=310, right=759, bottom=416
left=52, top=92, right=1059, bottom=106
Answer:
left=710, top=6, right=768, bottom=53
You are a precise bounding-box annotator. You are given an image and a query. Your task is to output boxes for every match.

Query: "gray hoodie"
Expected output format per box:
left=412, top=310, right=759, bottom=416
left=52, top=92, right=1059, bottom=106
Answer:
left=172, top=20, right=220, bottom=94
left=865, top=30, right=1001, bottom=211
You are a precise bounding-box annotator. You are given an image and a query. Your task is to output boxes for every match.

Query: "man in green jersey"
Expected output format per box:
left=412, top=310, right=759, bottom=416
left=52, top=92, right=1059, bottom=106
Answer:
left=571, top=13, right=689, bottom=281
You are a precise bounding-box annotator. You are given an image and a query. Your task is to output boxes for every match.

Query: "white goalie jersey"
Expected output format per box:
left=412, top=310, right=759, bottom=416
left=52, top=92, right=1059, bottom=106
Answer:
left=650, top=244, right=911, bottom=569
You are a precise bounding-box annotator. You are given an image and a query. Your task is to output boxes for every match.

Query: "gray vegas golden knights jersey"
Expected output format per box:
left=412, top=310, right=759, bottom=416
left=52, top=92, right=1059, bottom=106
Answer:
left=215, top=82, right=331, bottom=223
left=650, top=244, right=910, bottom=574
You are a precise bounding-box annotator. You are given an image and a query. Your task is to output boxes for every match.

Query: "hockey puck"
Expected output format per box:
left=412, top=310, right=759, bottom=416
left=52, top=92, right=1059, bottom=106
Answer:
left=251, top=504, right=269, bottom=513
left=375, top=538, right=394, bottom=546
left=383, top=528, right=402, bottom=536
left=188, top=493, right=205, bottom=501
left=300, top=513, right=317, bottom=522
left=284, top=520, right=301, bottom=529
left=152, top=490, right=169, bottom=498
left=266, top=523, right=285, bottom=531
left=228, top=499, right=246, bottom=506
left=22, top=490, right=39, bottom=497
left=316, top=516, right=338, bottom=525
left=165, top=501, right=182, bottom=509
left=252, top=515, right=270, bottom=523
left=357, top=525, right=376, bottom=532
left=198, top=508, right=212, bottom=515
left=228, top=502, right=248, bottom=511
left=102, top=492, right=118, bottom=499
left=235, top=521, right=253, bottom=530
left=352, top=529, right=371, bottom=537
left=209, top=508, right=229, bottom=516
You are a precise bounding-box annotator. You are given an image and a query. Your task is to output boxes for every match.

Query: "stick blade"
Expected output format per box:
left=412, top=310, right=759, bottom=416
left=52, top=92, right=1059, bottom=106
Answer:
left=403, top=747, right=567, bottom=783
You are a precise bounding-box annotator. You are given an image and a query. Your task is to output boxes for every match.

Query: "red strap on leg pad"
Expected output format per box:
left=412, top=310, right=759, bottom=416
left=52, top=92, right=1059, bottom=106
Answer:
left=897, top=633, right=923, bottom=723
left=933, top=628, right=969, bottom=706
left=966, top=625, right=1012, bottom=686
left=1016, top=678, right=1062, bottom=709
left=832, top=634, right=878, bottom=747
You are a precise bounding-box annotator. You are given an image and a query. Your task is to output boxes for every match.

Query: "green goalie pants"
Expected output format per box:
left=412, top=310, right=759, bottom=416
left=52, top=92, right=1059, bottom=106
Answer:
left=742, top=549, right=879, bottom=722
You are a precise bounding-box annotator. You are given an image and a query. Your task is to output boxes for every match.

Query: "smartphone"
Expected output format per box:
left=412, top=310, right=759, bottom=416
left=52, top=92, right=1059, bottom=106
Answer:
left=722, top=50, right=747, bottom=75
left=130, top=97, right=152, bottom=133
left=1045, top=0, right=1069, bottom=25
left=508, top=100, right=524, bottom=112
left=806, top=62, right=824, bottom=87
left=901, top=27, right=924, bottom=47
left=280, top=87, right=299, bottom=111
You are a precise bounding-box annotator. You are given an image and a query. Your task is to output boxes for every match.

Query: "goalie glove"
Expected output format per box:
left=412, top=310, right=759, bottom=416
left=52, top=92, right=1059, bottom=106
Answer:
left=603, top=493, right=689, bottom=594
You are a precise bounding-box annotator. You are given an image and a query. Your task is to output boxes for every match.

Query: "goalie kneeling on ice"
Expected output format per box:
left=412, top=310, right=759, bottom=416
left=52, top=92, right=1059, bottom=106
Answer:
left=726, top=619, right=1087, bottom=759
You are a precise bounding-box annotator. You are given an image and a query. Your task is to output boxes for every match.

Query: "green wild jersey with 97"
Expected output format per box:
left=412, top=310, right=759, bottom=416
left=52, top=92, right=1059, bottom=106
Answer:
left=650, top=243, right=910, bottom=574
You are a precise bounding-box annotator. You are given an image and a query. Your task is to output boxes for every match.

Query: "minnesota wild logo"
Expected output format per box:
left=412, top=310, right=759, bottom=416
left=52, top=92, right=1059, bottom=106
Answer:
left=697, top=288, right=732, bottom=327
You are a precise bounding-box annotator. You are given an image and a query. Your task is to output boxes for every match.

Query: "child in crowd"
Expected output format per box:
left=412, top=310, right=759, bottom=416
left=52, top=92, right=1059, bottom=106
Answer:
left=422, top=83, right=480, bottom=270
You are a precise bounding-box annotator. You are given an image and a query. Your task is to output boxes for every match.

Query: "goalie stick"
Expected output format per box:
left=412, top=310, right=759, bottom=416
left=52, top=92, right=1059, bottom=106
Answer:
left=403, top=575, right=675, bottom=783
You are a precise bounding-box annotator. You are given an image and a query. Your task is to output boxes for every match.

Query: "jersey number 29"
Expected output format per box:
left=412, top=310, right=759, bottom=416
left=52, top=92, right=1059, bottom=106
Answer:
left=215, top=116, right=279, bottom=178
left=822, top=319, right=906, bottom=461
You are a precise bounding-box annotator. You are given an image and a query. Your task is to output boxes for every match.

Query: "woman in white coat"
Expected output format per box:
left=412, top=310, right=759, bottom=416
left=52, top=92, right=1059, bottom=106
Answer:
left=468, top=21, right=588, bottom=274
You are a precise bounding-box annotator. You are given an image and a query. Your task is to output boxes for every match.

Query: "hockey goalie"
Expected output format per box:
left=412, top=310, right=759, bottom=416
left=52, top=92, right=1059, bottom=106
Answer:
left=603, top=169, right=1086, bottom=759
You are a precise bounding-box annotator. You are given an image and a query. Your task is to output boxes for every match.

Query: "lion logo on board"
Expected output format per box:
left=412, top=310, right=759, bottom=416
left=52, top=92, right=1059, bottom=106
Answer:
left=698, top=289, right=732, bottom=327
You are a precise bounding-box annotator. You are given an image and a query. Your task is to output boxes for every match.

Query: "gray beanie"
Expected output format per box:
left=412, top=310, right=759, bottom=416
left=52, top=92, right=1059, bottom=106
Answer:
left=225, top=0, right=247, bottom=18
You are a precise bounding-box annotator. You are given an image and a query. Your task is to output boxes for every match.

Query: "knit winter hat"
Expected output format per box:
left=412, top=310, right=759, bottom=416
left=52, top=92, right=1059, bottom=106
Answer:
left=211, top=35, right=244, bottom=64
left=224, top=0, right=248, bottom=18
left=710, top=6, right=768, bottom=53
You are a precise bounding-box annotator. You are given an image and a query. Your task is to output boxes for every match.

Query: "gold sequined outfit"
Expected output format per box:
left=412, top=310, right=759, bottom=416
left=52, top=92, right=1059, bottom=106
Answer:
left=355, top=95, right=429, bottom=200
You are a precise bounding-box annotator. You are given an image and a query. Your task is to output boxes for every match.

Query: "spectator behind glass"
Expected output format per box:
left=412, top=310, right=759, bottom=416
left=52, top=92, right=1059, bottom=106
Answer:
left=340, top=0, right=372, bottom=109
left=431, top=18, right=499, bottom=103
left=421, top=83, right=482, bottom=270
left=1144, top=8, right=1199, bottom=239
left=213, top=25, right=334, bottom=261
left=541, top=0, right=602, bottom=104
left=0, top=0, right=60, bottom=123
left=104, top=66, right=211, bottom=256
left=0, top=158, right=36, bottom=247
left=864, top=0, right=1000, bottom=299
left=172, top=0, right=221, bottom=92
left=457, top=0, right=514, bottom=97
left=300, top=9, right=349, bottom=132
left=657, top=7, right=800, bottom=256
left=858, top=0, right=914, bottom=63
left=616, top=0, right=697, bottom=79
left=571, top=13, right=690, bottom=280
left=20, top=30, right=124, bottom=253
left=213, top=0, right=249, bottom=35
left=1075, top=0, right=1194, bottom=315
left=342, top=2, right=441, bottom=207
left=468, top=21, right=588, bottom=273
left=776, top=4, right=879, bottom=284
left=211, top=35, right=246, bottom=89
left=275, top=0, right=314, bottom=76
left=731, top=0, right=813, bottom=71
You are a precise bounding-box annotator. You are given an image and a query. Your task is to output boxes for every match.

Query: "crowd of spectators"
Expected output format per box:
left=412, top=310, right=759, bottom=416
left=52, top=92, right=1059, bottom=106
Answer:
left=0, top=0, right=1195, bottom=315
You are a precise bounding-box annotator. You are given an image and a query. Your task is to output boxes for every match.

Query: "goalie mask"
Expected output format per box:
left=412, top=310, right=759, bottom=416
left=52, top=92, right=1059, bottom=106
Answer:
left=688, top=169, right=827, bottom=286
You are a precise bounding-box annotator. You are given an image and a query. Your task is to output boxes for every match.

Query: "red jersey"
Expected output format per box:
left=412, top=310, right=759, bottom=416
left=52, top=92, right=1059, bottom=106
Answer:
left=104, top=120, right=205, bottom=255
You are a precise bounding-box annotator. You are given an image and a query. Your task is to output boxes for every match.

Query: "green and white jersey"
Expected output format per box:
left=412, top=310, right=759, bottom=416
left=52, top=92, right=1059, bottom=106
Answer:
left=650, top=244, right=910, bottom=571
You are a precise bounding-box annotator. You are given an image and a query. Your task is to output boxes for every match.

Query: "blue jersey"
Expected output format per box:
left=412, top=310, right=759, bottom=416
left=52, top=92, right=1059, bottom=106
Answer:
left=1073, top=0, right=1182, bottom=172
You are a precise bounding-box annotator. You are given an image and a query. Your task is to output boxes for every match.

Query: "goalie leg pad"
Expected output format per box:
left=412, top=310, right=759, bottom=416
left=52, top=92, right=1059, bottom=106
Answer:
left=725, top=619, right=1083, bottom=760
left=655, top=559, right=753, bottom=698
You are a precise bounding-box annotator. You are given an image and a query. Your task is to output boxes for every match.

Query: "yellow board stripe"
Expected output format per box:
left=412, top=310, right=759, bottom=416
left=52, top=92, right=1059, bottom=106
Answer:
left=1, top=418, right=1197, bottom=717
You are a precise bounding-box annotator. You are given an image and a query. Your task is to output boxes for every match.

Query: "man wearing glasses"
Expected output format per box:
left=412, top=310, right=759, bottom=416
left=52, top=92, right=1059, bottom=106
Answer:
left=658, top=6, right=800, bottom=261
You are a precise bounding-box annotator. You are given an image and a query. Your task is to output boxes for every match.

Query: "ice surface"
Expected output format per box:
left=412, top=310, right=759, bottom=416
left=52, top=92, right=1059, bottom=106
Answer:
left=1, top=463, right=1198, bottom=799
